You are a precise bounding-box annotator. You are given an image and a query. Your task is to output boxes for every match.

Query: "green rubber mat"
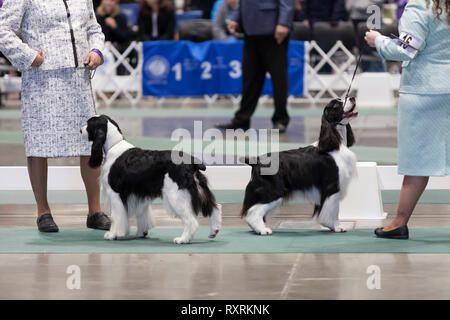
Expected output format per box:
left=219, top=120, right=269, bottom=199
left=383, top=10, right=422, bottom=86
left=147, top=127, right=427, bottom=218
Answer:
left=1, top=228, right=450, bottom=254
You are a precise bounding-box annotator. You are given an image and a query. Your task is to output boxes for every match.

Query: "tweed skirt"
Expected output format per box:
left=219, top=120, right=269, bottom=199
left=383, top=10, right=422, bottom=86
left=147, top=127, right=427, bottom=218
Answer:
left=21, top=68, right=96, bottom=158
left=398, top=93, right=450, bottom=176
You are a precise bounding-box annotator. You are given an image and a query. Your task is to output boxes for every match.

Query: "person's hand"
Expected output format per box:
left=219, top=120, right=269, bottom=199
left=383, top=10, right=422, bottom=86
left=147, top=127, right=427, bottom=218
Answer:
left=275, top=24, right=289, bottom=44
left=303, top=19, right=309, bottom=26
left=31, top=49, right=44, bottom=67
left=84, top=51, right=102, bottom=70
left=227, top=21, right=239, bottom=36
left=105, top=17, right=117, bottom=29
left=365, top=30, right=382, bottom=48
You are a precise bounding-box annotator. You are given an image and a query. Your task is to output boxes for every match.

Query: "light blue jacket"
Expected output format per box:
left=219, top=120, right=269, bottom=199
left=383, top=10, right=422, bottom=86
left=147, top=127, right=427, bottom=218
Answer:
left=375, top=0, right=450, bottom=94
left=233, top=0, right=295, bottom=36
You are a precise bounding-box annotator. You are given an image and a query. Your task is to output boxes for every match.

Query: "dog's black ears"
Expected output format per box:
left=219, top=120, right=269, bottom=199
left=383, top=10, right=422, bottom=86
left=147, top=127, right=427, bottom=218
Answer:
left=346, top=124, right=355, bottom=147
left=318, top=117, right=341, bottom=153
left=89, top=127, right=106, bottom=168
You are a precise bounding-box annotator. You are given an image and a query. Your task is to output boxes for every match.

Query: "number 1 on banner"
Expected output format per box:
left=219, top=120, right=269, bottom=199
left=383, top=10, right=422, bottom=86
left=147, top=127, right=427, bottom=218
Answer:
left=172, top=63, right=182, bottom=81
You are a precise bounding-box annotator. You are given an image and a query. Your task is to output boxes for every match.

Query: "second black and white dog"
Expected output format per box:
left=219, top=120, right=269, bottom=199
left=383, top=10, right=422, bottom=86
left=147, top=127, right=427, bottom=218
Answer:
left=241, top=97, right=358, bottom=235
left=81, top=115, right=222, bottom=244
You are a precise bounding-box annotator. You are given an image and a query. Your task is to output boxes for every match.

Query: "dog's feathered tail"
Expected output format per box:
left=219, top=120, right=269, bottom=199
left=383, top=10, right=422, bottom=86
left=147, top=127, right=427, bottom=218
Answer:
left=188, top=169, right=217, bottom=218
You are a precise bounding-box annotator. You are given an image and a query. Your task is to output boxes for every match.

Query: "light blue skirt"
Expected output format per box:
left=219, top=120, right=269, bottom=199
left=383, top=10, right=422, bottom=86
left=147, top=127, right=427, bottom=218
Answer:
left=398, top=93, right=450, bottom=176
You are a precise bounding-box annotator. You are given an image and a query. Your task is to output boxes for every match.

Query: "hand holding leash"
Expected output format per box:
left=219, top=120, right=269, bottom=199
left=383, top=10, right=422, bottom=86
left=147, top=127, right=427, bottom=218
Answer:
left=365, top=30, right=381, bottom=48
left=84, top=51, right=102, bottom=70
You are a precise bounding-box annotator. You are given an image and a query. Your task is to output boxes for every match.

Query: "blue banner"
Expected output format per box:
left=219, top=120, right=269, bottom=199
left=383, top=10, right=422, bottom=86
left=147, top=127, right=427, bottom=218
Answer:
left=142, top=40, right=305, bottom=97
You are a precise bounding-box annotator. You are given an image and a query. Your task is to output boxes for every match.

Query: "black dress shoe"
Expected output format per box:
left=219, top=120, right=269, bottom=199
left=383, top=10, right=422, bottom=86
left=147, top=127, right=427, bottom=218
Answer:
left=273, top=122, right=288, bottom=133
left=87, top=212, right=111, bottom=230
left=215, top=120, right=250, bottom=131
left=37, top=214, right=59, bottom=233
left=374, top=225, right=409, bottom=240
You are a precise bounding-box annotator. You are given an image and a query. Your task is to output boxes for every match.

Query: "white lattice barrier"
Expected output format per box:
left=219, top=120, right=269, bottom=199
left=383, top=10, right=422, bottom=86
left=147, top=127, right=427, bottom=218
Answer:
left=2, top=164, right=450, bottom=220
left=0, top=41, right=401, bottom=107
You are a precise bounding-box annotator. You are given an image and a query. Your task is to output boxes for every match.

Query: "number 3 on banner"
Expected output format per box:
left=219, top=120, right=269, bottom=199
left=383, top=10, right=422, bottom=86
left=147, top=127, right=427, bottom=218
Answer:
left=229, top=60, right=241, bottom=79
left=172, top=63, right=182, bottom=81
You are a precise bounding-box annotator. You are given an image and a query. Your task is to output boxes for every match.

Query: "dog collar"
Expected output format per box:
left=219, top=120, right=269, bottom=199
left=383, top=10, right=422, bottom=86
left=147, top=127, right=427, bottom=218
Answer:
left=104, top=138, right=124, bottom=154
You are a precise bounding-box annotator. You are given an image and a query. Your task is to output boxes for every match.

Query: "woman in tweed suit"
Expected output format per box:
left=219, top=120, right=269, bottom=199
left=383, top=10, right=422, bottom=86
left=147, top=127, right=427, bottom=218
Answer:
left=366, top=0, right=450, bottom=239
left=0, top=0, right=111, bottom=232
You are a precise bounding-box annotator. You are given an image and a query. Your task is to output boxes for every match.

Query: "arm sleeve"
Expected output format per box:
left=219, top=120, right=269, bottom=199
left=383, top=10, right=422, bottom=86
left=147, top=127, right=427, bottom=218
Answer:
left=331, top=0, right=346, bottom=22
left=113, top=15, right=130, bottom=43
left=159, top=10, right=175, bottom=40
left=232, top=0, right=242, bottom=25
left=375, top=0, right=429, bottom=62
left=0, top=0, right=38, bottom=71
left=213, top=4, right=228, bottom=40
left=86, top=1, right=105, bottom=52
left=278, top=0, right=295, bottom=27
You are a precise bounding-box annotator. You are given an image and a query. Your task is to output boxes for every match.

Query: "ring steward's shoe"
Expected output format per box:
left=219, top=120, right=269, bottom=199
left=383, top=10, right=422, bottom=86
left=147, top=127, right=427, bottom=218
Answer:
left=37, top=213, right=59, bottom=233
left=215, top=120, right=250, bottom=131
left=374, top=225, right=409, bottom=240
left=87, top=212, right=111, bottom=230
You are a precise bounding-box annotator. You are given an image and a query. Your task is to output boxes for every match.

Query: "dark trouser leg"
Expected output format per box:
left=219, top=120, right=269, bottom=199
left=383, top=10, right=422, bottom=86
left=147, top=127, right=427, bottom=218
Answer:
left=234, top=36, right=267, bottom=127
left=264, top=37, right=290, bottom=126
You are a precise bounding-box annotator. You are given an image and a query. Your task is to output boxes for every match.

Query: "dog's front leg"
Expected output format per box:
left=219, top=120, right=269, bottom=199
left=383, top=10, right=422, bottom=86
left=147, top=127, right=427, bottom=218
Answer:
left=317, top=193, right=346, bottom=233
left=104, top=192, right=129, bottom=240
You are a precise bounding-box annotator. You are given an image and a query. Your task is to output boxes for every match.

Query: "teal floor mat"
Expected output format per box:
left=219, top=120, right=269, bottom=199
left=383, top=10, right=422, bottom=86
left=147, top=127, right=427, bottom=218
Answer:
left=2, top=228, right=450, bottom=254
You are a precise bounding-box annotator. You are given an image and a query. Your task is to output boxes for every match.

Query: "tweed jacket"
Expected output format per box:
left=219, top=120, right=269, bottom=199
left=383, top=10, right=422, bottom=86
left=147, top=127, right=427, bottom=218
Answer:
left=233, top=0, right=295, bottom=36
left=375, top=0, right=450, bottom=94
left=0, top=0, right=105, bottom=71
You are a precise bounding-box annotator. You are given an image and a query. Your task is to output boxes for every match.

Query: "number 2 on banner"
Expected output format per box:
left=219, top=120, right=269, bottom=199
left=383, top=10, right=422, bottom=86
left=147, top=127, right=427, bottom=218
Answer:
left=172, top=63, right=182, bottom=81
left=201, top=62, right=212, bottom=80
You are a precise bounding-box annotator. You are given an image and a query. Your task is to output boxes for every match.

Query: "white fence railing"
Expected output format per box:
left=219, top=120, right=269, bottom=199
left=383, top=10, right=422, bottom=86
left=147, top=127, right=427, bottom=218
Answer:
left=0, top=41, right=400, bottom=108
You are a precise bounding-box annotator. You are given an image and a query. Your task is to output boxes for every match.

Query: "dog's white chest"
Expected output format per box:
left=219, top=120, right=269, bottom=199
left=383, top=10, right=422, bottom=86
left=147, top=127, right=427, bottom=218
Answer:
left=330, top=146, right=357, bottom=198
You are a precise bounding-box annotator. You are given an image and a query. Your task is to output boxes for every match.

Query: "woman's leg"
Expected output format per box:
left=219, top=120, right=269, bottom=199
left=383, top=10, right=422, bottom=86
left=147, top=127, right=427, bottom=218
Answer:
left=383, top=175, right=429, bottom=231
left=80, top=156, right=102, bottom=215
left=27, top=157, right=51, bottom=217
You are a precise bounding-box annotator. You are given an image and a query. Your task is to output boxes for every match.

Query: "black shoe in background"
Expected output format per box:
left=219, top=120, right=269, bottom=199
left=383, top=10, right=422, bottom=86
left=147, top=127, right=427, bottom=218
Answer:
left=273, top=122, right=288, bottom=133
left=87, top=212, right=111, bottom=230
left=37, top=213, right=59, bottom=233
left=374, top=225, right=409, bottom=240
left=215, top=120, right=250, bottom=131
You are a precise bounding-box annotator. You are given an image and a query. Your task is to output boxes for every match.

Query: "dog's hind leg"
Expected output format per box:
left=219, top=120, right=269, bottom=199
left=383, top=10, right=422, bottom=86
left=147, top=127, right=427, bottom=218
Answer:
left=163, top=175, right=199, bottom=244
left=317, top=193, right=346, bottom=232
left=104, top=191, right=129, bottom=240
left=246, top=198, right=282, bottom=236
left=136, top=202, right=153, bottom=238
left=209, top=203, right=222, bottom=239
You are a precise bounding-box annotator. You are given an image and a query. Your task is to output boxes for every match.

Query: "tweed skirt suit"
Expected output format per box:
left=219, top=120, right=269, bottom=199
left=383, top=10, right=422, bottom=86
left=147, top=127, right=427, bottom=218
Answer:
left=0, top=0, right=105, bottom=157
left=375, top=0, right=450, bottom=176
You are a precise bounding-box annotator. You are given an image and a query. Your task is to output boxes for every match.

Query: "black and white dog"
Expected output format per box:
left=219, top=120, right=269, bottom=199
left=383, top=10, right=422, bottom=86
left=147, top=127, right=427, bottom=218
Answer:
left=241, top=97, right=358, bottom=235
left=81, top=115, right=222, bottom=244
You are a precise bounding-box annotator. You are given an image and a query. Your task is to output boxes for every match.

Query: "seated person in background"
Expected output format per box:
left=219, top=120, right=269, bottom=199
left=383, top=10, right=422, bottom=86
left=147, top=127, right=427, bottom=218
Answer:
left=96, top=0, right=131, bottom=44
left=138, top=0, right=176, bottom=41
left=96, top=0, right=133, bottom=75
left=302, top=0, right=346, bottom=27
left=213, top=0, right=239, bottom=40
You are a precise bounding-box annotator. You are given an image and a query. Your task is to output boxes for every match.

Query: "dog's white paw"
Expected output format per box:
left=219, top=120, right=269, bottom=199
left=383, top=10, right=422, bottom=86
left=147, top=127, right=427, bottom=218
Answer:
left=333, top=226, right=347, bottom=233
left=104, top=231, right=117, bottom=240
left=173, top=237, right=191, bottom=244
left=209, top=229, right=220, bottom=239
left=258, top=227, right=273, bottom=236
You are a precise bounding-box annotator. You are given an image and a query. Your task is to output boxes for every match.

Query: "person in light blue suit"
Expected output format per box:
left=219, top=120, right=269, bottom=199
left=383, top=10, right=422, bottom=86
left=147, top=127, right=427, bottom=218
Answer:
left=215, top=0, right=295, bottom=132
left=365, top=0, right=450, bottom=239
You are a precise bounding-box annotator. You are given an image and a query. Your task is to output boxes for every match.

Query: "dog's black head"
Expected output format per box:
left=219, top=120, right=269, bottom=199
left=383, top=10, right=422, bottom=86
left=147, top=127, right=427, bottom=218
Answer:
left=81, top=115, right=123, bottom=168
left=318, top=97, right=357, bottom=153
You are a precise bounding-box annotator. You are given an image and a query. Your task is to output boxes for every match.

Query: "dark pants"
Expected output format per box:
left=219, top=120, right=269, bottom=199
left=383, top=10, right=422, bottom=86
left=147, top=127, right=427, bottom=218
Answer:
left=234, top=35, right=290, bottom=127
